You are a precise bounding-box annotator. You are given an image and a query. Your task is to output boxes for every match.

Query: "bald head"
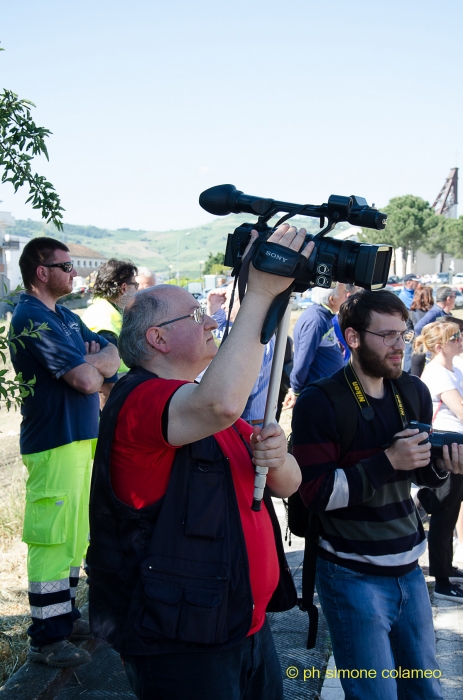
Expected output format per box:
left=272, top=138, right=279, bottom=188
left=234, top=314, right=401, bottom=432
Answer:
left=119, top=285, right=198, bottom=368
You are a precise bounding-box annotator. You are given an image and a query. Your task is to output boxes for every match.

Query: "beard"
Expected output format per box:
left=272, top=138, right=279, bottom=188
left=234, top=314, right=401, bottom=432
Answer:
left=118, top=288, right=137, bottom=309
left=355, top=340, right=403, bottom=380
left=49, top=274, right=73, bottom=299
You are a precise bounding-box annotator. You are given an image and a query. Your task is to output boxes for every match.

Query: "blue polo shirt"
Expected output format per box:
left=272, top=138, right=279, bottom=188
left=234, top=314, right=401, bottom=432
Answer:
left=10, top=294, right=110, bottom=455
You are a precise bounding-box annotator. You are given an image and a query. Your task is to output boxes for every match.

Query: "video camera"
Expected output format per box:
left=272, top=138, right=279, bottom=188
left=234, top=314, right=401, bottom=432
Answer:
left=408, top=421, right=463, bottom=459
left=199, top=184, right=391, bottom=293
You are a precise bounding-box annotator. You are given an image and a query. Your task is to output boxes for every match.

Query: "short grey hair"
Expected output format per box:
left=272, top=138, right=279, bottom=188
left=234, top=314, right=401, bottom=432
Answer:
left=137, top=266, right=153, bottom=277
left=118, top=289, right=168, bottom=367
left=137, top=266, right=156, bottom=281
left=311, top=284, right=342, bottom=306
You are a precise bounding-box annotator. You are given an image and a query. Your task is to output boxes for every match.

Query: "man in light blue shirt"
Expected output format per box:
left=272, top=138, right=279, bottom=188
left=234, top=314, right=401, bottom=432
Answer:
left=399, top=274, right=420, bottom=309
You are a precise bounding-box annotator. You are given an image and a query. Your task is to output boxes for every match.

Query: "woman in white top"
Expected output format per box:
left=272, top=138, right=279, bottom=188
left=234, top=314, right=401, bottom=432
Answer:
left=418, top=321, right=463, bottom=601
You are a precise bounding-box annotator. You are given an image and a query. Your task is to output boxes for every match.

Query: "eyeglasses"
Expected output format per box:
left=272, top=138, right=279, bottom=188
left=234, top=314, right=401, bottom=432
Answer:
left=125, top=281, right=139, bottom=290
left=156, top=307, right=206, bottom=328
left=448, top=331, right=461, bottom=343
left=362, top=329, right=415, bottom=346
left=41, top=262, right=74, bottom=273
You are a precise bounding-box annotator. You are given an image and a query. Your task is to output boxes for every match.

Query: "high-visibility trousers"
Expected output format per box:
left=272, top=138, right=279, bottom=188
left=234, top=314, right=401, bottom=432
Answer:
left=22, top=439, right=95, bottom=645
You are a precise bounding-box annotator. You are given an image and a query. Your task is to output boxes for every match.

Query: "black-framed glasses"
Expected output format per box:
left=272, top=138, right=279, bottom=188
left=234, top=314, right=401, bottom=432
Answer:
left=362, top=329, right=415, bottom=346
left=157, top=307, right=206, bottom=328
left=41, top=261, right=74, bottom=273
left=125, top=281, right=139, bottom=290
left=448, top=331, right=461, bottom=343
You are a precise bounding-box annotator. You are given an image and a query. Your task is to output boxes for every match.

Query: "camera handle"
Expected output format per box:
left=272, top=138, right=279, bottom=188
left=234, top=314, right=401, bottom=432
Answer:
left=251, top=292, right=294, bottom=511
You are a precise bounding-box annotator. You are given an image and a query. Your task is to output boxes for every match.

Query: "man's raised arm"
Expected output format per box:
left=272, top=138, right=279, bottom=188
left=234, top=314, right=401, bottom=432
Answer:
left=167, top=225, right=314, bottom=446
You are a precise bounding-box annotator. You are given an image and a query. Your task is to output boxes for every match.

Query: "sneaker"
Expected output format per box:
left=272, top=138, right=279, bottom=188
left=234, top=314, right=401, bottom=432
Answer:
left=28, top=639, right=91, bottom=668
left=434, top=582, right=463, bottom=602
left=449, top=567, right=463, bottom=583
left=68, top=619, right=92, bottom=641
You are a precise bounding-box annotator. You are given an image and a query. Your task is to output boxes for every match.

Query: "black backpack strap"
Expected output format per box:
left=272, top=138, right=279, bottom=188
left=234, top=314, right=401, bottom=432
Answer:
left=394, top=371, right=420, bottom=422
left=301, top=512, right=320, bottom=649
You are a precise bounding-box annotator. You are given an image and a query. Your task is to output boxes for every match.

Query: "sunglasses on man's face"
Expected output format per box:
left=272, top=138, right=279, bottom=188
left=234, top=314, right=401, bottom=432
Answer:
left=41, top=262, right=74, bottom=273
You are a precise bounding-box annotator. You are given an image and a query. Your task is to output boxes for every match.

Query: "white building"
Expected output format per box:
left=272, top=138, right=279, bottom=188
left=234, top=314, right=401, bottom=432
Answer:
left=0, top=211, right=23, bottom=292
left=66, top=243, right=107, bottom=277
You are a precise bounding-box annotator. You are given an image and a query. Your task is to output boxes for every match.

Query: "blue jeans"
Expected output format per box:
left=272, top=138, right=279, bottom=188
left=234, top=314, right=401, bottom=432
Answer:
left=316, top=558, right=443, bottom=700
left=123, top=618, right=283, bottom=700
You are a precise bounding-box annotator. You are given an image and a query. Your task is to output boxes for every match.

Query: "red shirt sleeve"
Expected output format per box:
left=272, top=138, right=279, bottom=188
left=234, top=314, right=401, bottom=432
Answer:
left=110, top=377, right=187, bottom=508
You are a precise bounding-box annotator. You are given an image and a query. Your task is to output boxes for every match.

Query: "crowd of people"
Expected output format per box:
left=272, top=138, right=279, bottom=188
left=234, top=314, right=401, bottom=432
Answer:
left=8, top=234, right=463, bottom=700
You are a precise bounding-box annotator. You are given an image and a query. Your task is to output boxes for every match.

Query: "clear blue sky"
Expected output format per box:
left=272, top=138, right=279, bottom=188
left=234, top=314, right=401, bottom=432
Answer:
left=1, top=0, right=462, bottom=231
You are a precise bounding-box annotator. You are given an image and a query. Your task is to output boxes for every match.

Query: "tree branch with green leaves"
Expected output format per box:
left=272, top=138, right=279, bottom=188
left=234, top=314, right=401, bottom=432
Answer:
left=0, top=44, right=64, bottom=229
left=0, top=309, right=48, bottom=411
left=0, top=89, right=64, bottom=229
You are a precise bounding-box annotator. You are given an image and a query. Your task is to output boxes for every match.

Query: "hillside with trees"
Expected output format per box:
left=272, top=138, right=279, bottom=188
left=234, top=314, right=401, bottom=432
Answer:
left=9, top=214, right=339, bottom=279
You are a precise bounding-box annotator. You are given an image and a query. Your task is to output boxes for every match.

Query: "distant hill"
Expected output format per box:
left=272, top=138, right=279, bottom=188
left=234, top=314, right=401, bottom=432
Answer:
left=10, top=215, right=350, bottom=278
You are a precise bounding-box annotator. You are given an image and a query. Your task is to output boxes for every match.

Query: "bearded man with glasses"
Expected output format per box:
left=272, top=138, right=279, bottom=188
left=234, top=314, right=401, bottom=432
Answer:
left=87, top=225, right=311, bottom=700
left=10, top=237, right=119, bottom=668
left=292, top=289, right=463, bottom=700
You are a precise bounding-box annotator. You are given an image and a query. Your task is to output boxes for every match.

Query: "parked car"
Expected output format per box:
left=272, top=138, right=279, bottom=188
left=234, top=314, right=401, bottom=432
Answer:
left=385, top=285, right=403, bottom=297
left=452, top=273, right=463, bottom=288
left=297, top=298, right=313, bottom=310
left=387, top=275, right=402, bottom=286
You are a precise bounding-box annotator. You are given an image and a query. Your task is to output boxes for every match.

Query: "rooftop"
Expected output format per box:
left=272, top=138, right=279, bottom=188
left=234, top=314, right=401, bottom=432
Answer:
left=66, top=243, right=106, bottom=259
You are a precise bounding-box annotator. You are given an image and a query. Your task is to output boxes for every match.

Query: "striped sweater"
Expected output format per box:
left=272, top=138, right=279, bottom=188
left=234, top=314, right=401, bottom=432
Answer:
left=292, top=369, right=448, bottom=576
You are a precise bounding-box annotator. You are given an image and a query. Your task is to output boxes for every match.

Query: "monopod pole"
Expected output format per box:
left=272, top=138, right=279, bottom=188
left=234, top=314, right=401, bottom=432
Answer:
left=251, top=294, right=294, bottom=511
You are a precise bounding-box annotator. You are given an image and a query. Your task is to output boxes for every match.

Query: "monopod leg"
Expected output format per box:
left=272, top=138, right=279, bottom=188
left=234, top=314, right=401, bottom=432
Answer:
left=251, top=295, right=294, bottom=511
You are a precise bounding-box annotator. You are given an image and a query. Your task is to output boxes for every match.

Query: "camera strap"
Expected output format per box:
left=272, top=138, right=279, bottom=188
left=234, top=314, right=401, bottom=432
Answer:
left=344, top=362, right=408, bottom=431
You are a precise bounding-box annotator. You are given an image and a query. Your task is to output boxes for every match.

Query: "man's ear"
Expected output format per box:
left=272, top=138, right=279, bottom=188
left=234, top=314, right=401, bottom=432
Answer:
left=344, top=327, right=360, bottom=349
left=146, top=327, right=170, bottom=355
left=35, top=265, right=48, bottom=284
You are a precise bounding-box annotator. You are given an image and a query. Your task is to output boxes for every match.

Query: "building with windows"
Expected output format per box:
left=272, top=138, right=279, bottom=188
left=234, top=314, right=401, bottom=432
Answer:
left=66, top=243, right=107, bottom=277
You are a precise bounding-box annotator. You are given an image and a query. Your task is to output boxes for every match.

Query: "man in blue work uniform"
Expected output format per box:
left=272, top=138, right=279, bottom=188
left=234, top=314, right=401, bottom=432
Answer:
left=10, top=237, right=119, bottom=668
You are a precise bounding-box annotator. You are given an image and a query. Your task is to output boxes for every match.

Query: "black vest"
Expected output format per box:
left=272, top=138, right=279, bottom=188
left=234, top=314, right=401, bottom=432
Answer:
left=87, top=367, right=296, bottom=655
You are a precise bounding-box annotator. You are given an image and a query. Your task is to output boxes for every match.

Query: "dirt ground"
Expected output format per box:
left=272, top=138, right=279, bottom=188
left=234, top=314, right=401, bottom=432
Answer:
left=0, top=408, right=29, bottom=682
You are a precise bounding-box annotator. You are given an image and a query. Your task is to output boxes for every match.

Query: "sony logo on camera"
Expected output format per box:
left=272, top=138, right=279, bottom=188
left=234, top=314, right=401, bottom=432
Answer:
left=265, top=251, right=288, bottom=263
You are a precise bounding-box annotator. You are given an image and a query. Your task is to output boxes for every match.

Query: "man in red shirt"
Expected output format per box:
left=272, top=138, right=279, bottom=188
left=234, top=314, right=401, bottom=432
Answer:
left=88, top=225, right=312, bottom=700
